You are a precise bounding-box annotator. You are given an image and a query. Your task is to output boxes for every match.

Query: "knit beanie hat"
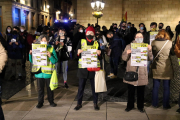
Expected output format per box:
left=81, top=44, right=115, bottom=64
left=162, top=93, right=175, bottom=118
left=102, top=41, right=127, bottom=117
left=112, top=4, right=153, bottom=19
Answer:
left=85, top=26, right=95, bottom=35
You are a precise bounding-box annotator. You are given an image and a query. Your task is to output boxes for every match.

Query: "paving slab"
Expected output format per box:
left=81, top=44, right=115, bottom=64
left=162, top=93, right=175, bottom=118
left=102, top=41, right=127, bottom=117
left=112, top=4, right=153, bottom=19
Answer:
left=3, top=111, right=29, bottom=120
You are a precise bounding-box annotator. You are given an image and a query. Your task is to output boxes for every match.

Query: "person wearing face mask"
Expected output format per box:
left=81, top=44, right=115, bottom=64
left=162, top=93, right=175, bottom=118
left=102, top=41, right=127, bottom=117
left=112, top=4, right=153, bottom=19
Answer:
left=29, top=34, right=58, bottom=108
left=158, top=23, right=164, bottom=31
left=54, top=28, right=72, bottom=88
left=74, top=26, right=102, bottom=111
left=119, top=21, right=134, bottom=46
left=122, top=33, right=153, bottom=113
left=72, top=26, right=85, bottom=59
left=166, top=26, right=174, bottom=40
left=5, top=26, right=13, bottom=42
left=5, top=27, right=23, bottom=81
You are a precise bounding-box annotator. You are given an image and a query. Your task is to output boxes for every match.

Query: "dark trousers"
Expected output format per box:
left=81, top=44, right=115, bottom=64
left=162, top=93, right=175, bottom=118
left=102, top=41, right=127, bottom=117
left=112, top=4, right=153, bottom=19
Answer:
left=110, top=57, right=120, bottom=75
left=37, top=78, right=54, bottom=104
left=179, top=92, right=180, bottom=108
left=152, top=79, right=170, bottom=108
left=77, top=78, right=98, bottom=105
left=127, top=84, right=145, bottom=109
left=0, top=105, right=4, bottom=120
left=22, top=48, right=26, bottom=66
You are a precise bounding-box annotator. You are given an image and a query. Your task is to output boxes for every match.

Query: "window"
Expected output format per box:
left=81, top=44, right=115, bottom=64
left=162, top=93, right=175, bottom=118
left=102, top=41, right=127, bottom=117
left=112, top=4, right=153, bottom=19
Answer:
left=0, top=7, right=2, bottom=32
left=25, top=0, right=28, bottom=5
left=45, top=1, right=46, bottom=8
left=31, top=12, right=35, bottom=27
left=14, top=8, right=20, bottom=26
left=41, top=0, right=43, bottom=10
left=41, top=15, right=44, bottom=25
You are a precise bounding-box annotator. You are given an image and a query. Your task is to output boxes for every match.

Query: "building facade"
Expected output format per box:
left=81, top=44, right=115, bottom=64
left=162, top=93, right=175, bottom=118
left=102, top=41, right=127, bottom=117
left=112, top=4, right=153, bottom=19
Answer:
left=76, top=0, right=180, bottom=31
left=0, top=0, right=61, bottom=32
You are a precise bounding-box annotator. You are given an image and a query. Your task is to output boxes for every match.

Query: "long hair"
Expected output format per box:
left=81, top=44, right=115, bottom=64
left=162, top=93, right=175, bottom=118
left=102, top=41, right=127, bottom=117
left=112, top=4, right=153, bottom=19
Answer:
left=6, top=26, right=12, bottom=35
left=155, top=30, right=171, bottom=40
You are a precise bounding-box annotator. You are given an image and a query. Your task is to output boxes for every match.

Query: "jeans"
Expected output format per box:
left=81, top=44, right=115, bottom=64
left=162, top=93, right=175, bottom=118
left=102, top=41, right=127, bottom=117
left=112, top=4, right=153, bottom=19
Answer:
left=152, top=79, right=170, bottom=108
left=110, top=57, right=120, bottom=76
left=62, top=61, right=68, bottom=82
left=147, top=61, right=151, bottom=73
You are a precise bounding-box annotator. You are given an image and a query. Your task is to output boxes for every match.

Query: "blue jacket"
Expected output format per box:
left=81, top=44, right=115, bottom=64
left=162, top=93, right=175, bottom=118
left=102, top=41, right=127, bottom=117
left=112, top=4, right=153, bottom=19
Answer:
left=7, top=34, right=23, bottom=59
left=109, top=34, right=124, bottom=58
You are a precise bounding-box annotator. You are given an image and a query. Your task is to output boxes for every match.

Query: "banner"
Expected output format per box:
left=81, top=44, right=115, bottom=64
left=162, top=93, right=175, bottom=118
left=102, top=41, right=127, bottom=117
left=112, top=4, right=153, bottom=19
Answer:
left=32, top=44, right=47, bottom=66
left=150, top=32, right=158, bottom=45
left=131, top=43, right=148, bottom=66
left=81, top=47, right=97, bottom=68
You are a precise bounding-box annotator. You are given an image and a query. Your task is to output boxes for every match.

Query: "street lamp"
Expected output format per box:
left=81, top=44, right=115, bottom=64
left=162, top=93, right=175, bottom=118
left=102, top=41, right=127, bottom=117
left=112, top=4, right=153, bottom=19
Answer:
left=91, top=0, right=105, bottom=25
left=47, top=5, right=50, bottom=9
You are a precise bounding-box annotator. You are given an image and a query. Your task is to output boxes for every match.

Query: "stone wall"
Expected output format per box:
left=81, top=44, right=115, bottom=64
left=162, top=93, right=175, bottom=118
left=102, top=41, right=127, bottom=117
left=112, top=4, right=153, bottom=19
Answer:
left=77, top=0, right=122, bottom=29
left=123, top=0, right=180, bottom=31
left=76, top=0, right=180, bottom=31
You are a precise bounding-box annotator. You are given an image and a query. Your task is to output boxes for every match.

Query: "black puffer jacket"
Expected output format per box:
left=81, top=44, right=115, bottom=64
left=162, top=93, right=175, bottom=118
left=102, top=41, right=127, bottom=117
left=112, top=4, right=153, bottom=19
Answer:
left=76, top=40, right=102, bottom=79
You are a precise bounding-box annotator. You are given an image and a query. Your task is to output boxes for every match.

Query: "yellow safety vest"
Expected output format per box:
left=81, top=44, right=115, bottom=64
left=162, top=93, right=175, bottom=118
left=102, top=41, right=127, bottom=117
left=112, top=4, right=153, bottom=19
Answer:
left=32, top=46, right=55, bottom=74
left=78, top=39, right=100, bottom=68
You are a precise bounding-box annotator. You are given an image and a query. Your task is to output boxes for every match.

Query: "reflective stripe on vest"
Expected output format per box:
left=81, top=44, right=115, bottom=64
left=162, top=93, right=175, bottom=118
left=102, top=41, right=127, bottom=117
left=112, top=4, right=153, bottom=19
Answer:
left=31, top=46, right=55, bottom=74
left=78, top=39, right=100, bottom=68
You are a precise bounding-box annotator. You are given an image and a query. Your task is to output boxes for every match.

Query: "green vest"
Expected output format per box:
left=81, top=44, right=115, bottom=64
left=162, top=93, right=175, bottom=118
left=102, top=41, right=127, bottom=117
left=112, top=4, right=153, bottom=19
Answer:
left=78, top=39, right=100, bottom=68
left=32, top=47, right=55, bottom=74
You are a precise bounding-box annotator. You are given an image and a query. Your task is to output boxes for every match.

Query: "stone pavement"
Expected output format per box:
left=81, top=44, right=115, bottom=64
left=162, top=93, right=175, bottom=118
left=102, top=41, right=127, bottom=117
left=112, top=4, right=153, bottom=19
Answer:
left=1, top=60, right=180, bottom=120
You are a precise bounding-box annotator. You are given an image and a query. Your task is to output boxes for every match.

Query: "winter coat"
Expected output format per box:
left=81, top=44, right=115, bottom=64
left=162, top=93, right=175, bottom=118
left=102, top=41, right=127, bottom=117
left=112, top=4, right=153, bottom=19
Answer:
left=19, top=32, right=28, bottom=48
left=29, top=45, right=58, bottom=79
left=151, top=39, right=173, bottom=80
left=122, top=40, right=153, bottom=86
left=72, top=32, right=85, bottom=51
left=7, top=34, right=23, bottom=59
left=76, top=40, right=102, bottom=79
left=109, top=34, right=123, bottom=58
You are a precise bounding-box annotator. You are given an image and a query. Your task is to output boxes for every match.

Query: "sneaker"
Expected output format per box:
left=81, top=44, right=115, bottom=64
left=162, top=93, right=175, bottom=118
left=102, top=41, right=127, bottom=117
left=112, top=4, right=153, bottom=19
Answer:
left=110, top=75, right=117, bottom=79
left=176, top=108, right=180, bottom=113
left=107, top=73, right=114, bottom=77
left=64, top=83, right=69, bottom=89
left=74, top=105, right=82, bottom=111
left=18, top=76, right=22, bottom=81
left=50, top=102, right=57, bottom=107
left=36, top=103, right=43, bottom=108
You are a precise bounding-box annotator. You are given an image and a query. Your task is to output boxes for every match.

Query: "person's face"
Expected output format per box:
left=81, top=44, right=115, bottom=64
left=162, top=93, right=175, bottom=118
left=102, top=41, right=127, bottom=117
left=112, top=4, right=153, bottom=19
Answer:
left=113, top=25, right=117, bottom=28
left=122, top=23, right=126, bottom=29
left=41, top=37, right=48, bottom=42
left=159, top=24, right=163, bottom=28
left=79, top=28, right=83, bottom=32
left=59, top=30, right=65, bottom=36
left=135, top=33, right=143, bottom=43
left=86, top=31, right=94, bottom=36
left=13, top=28, right=17, bottom=31
left=151, top=25, right=157, bottom=29
left=107, top=34, right=113, bottom=39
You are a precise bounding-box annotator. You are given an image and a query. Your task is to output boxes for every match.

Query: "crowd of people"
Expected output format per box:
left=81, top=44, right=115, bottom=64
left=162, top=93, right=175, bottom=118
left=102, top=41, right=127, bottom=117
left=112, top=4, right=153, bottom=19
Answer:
left=0, top=20, right=180, bottom=119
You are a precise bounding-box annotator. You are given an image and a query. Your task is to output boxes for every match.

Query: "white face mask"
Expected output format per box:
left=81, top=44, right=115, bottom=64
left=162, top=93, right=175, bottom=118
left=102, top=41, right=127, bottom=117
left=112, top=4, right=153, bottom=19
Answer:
left=59, top=33, right=64, bottom=36
left=7, top=29, right=11, bottom=33
left=21, top=29, right=24, bottom=32
left=80, top=30, right=83, bottom=33
left=41, top=41, right=47, bottom=45
left=135, top=38, right=143, bottom=43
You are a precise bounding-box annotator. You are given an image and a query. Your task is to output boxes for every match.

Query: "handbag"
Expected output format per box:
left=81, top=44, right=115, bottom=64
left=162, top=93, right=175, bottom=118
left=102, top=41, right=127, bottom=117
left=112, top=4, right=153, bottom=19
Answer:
left=95, top=59, right=107, bottom=93
left=124, top=67, right=139, bottom=82
left=149, top=40, right=169, bottom=77
left=49, top=70, right=58, bottom=91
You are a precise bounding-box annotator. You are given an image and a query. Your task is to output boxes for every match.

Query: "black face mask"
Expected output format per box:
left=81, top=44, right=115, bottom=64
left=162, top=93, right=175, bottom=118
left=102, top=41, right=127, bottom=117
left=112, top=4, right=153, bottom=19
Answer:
left=86, top=35, right=94, bottom=40
left=96, top=33, right=100, bottom=36
left=159, top=26, right=162, bottom=29
left=13, top=31, right=17, bottom=34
